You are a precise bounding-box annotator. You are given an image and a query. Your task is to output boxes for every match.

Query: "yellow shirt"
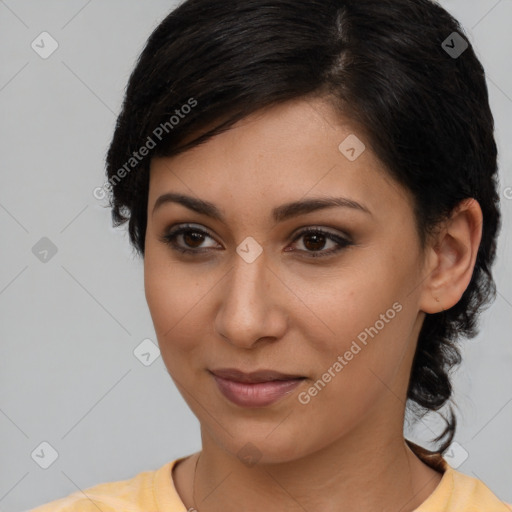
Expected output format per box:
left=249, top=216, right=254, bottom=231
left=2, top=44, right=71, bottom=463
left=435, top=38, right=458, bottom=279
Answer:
left=28, top=441, right=511, bottom=512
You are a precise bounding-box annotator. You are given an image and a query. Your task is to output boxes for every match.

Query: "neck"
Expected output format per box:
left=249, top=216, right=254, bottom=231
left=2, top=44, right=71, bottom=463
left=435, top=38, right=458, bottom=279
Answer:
left=191, top=425, right=442, bottom=512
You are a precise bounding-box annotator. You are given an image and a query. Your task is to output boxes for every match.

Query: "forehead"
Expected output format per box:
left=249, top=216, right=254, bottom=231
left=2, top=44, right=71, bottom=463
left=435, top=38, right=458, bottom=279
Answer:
left=148, top=97, right=414, bottom=223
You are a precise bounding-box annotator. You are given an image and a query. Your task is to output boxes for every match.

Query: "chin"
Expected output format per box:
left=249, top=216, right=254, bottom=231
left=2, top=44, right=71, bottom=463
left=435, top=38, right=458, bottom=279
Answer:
left=214, top=425, right=315, bottom=466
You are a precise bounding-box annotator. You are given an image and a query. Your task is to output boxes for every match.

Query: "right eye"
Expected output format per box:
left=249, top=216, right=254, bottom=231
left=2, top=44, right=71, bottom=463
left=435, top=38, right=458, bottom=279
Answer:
left=159, top=224, right=221, bottom=254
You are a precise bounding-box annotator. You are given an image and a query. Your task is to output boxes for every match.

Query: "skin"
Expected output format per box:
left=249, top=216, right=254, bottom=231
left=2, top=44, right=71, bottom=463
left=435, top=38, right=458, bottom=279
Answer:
left=144, top=97, right=483, bottom=512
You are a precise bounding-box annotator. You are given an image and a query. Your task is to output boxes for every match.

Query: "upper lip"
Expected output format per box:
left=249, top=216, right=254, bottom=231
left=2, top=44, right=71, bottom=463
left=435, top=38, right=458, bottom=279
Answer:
left=210, top=368, right=305, bottom=383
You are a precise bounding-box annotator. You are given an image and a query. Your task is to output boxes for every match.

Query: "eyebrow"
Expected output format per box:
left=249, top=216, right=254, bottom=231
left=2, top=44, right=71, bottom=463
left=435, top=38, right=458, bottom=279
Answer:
left=152, top=192, right=372, bottom=223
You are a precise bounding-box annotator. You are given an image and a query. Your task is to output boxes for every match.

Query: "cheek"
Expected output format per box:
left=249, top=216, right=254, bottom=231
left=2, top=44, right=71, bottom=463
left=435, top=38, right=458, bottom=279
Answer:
left=144, top=246, right=192, bottom=340
left=143, top=246, right=218, bottom=364
left=288, top=307, right=414, bottom=454
left=292, top=247, right=417, bottom=398
left=299, top=286, right=416, bottom=426
left=293, top=251, right=407, bottom=349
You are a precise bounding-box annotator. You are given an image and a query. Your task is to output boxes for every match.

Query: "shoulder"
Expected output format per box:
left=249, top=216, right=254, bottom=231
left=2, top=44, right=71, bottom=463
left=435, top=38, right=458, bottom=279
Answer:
left=26, top=460, right=179, bottom=512
left=407, top=440, right=511, bottom=512
left=25, top=495, right=117, bottom=512
left=449, top=469, right=512, bottom=511
left=417, top=466, right=512, bottom=511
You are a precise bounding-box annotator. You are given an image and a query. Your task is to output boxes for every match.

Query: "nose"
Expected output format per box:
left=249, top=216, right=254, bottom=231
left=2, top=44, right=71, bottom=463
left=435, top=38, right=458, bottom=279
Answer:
left=214, top=248, right=288, bottom=349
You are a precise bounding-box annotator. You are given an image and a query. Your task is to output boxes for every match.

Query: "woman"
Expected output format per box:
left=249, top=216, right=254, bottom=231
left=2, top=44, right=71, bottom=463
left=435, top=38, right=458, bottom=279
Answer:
left=30, top=0, right=510, bottom=510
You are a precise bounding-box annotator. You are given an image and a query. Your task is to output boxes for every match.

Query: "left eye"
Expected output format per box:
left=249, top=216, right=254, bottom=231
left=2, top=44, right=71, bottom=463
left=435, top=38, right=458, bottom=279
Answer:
left=288, top=227, right=352, bottom=258
left=159, top=224, right=352, bottom=258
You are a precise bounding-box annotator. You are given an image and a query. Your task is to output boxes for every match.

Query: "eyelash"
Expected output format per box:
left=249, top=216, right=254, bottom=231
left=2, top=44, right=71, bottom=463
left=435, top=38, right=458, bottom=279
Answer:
left=159, top=224, right=352, bottom=259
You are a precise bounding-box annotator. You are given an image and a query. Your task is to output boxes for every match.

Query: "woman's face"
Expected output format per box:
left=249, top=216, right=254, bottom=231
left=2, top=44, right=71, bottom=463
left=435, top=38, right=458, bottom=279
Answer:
left=144, top=97, right=430, bottom=463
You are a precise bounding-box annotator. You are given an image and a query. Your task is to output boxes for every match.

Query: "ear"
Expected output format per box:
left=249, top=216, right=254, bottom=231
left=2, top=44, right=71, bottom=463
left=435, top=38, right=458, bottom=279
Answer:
left=418, top=198, right=483, bottom=314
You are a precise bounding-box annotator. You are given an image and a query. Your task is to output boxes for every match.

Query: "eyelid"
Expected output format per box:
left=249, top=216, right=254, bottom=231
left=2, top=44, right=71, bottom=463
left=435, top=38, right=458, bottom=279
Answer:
left=287, top=226, right=352, bottom=258
left=164, top=222, right=350, bottom=241
left=160, top=223, right=353, bottom=257
left=290, top=224, right=351, bottom=240
left=161, top=223, right=221, bottom=249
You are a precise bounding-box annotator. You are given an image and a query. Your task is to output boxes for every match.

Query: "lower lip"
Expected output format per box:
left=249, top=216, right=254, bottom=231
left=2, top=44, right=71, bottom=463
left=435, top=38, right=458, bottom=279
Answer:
left=212, top=374, right=304, bottom=407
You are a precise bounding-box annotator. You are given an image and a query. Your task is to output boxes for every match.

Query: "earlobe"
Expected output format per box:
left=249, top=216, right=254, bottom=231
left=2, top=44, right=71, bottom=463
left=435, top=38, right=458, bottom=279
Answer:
left=418, top=198, right=483, bottom=315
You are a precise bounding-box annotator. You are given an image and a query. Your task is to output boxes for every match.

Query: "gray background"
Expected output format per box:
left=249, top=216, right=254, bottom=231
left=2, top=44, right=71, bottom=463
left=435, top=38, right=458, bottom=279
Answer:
left=0, top=1, right=511, bottom=510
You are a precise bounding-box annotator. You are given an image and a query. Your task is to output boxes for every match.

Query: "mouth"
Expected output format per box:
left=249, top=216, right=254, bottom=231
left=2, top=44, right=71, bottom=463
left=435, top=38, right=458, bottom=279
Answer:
left=209, top=368, right=306, bottom=383
left=209, top=368, right=306, bottom=408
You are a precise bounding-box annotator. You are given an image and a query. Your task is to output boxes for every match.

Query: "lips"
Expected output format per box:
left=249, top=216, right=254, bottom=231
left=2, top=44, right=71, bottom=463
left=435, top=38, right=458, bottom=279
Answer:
left=210, top=368, right=305, bottom=383
left=209, top=368, right=306, bottom=407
